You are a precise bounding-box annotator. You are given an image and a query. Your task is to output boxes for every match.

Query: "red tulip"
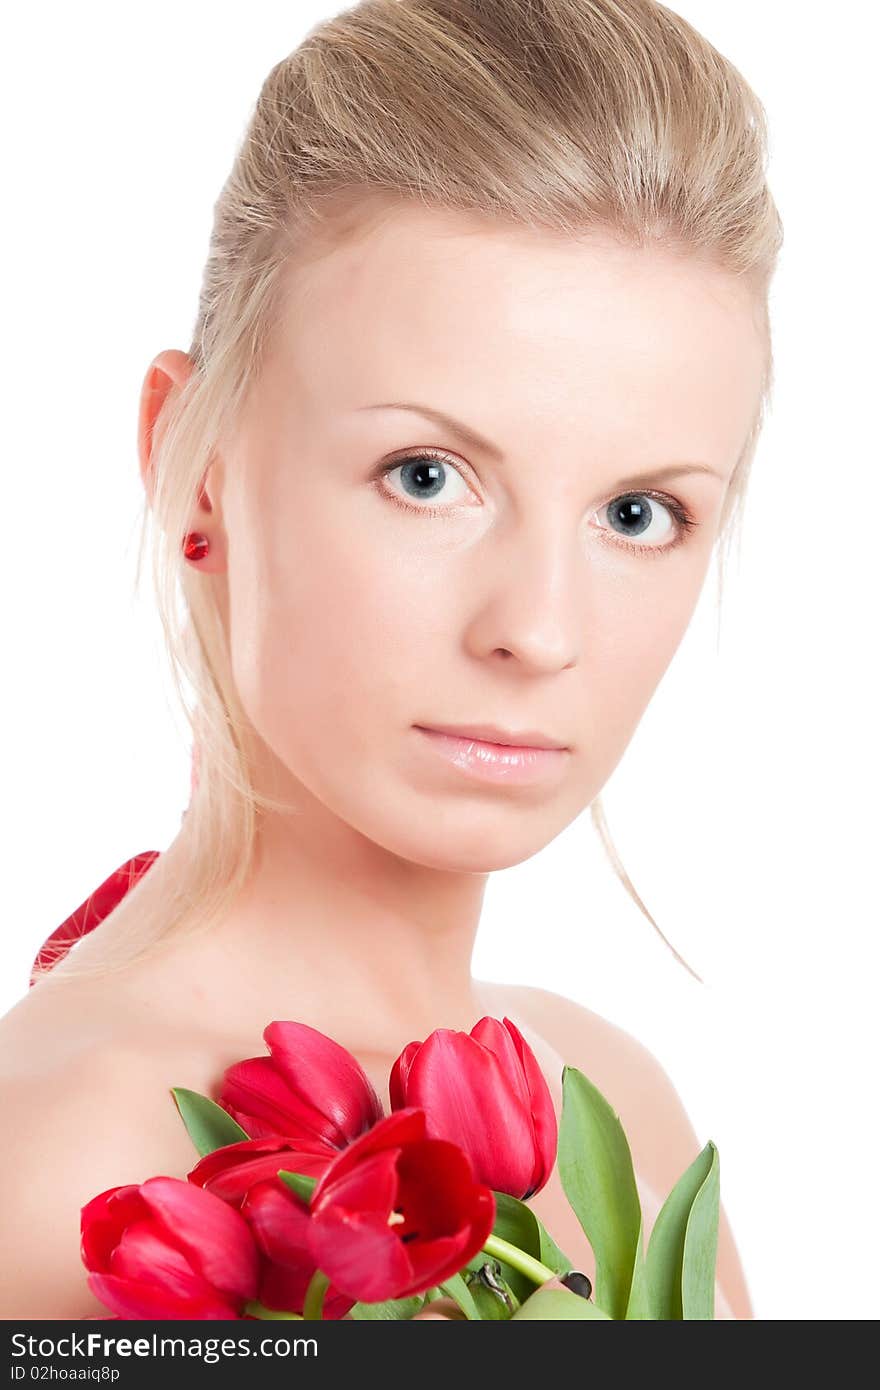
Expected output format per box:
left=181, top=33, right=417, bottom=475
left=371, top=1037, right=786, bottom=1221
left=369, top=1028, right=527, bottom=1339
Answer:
left=269, top=1108, right=496, bottom=1305
left=217, top=1020, right=384, bottom=1147
left=186, top=1134, right=353, bottom=1319
left=242, top=1179, right=356, bottom=1320
left=187, top=1134, right=338, bottom=1205
left=389, top=1015, right=558, bottom=1199
left=80, top=1177, right=259, bottom=1319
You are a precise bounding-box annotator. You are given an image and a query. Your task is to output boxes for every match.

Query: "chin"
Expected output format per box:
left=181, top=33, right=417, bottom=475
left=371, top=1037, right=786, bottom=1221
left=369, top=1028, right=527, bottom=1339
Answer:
left=359, top=809, right=562, bottom=875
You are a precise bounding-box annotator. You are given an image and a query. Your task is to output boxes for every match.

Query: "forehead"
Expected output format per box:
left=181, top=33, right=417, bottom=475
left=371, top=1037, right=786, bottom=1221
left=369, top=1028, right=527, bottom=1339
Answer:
left=273, top=200, right=765, bottom=461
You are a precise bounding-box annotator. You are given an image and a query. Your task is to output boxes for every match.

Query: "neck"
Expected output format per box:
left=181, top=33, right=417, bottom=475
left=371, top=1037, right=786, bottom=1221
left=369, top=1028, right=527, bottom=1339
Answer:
left=162, top=787, right=491, bottom=1056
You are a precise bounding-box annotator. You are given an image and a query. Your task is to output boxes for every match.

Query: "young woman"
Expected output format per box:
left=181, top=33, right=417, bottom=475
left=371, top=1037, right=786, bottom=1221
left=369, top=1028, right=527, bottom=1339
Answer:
left=0, top=0, right=781, bottom=1319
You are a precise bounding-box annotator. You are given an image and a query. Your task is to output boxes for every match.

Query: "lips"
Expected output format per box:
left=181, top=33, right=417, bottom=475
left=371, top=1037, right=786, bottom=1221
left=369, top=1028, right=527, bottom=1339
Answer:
left=414, top=726, right=570, bottom=788
left=414, top=723, right=569, bottom=751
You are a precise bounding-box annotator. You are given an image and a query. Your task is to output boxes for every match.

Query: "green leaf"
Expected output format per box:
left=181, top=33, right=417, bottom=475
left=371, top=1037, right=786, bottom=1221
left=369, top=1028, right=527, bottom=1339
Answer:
left=536, top=1215, right=573, bottom=1276
left=623, top=1217, right=654, bottom=1319
left=494, top=1191, right=573, bottom=1274
left=645, top=1141, right=719, bottom=1319
left=277, top=1170, right=318, bottom=1203
left=556, top=1065, right=644, bottom=1320
left=682, top=1142, right=720, bottom=1319
left=436, top=1271, right=483, bottom=1320
left=492, top=1190, right=542, bottom=1249
left=511, top=1288, right=612, bottom=1320
left=170, top=1087, right=250, bottom=1157
left=350, top=1295, right=426, bottom=1320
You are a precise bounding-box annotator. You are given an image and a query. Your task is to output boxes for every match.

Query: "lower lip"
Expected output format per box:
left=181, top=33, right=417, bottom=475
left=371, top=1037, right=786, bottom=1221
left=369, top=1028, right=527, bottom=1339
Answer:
left=414, top=726, right=570, bottom=784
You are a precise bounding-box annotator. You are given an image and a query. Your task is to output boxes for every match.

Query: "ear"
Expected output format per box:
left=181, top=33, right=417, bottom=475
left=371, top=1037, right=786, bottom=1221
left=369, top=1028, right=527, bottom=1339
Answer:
left=137, top=350, right=226, bottom=574
left=137, top=349, right=195, bottom=505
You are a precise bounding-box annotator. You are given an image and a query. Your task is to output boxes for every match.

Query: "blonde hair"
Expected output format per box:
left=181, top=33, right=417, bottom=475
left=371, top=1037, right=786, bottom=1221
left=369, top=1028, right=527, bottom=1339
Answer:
left=34, top=0, right=782, bottom=990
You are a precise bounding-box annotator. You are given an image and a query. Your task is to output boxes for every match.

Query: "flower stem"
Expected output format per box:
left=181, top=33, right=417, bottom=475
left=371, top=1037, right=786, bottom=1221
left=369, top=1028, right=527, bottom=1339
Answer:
left=243, top=1299, right=304, bottom=1320
left=302, top=1269, right=331, bottom=1320
left=482, top=1234, right=556, bottom=1286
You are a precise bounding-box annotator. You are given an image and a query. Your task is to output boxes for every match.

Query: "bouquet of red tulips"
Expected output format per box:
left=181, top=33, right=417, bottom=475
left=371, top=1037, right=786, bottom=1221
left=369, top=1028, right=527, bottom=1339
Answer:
left=80, top=1016, right=720, bottom=1320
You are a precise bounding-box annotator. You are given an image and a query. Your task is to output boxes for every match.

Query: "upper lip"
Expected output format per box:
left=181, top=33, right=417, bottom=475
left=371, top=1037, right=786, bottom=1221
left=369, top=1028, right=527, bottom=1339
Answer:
left=416, top=722, right=570, bottom=751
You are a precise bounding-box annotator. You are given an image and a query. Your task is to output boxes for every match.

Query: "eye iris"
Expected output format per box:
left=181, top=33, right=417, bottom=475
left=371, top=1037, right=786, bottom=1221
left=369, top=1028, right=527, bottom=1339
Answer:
left=400, top=458, right=445, bottom=500
left=609, top=494, right=652, bottom=537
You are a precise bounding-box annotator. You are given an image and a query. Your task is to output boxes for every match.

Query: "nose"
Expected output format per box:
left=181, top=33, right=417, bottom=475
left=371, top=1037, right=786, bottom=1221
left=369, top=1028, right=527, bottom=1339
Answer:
left=462, top=516, right=584, bottom=675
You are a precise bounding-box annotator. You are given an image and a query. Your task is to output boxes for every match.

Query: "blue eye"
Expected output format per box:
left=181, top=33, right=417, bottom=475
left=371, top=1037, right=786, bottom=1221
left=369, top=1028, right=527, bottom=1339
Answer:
left=596, top=492, right=699, bottom=557
left=378, top=450, right=473, bottom=516
left=602, top=494, right=672, bottom=547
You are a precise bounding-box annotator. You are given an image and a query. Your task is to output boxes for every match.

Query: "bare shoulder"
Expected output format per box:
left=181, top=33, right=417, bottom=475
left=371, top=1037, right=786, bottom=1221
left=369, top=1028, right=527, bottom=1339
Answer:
left=479, top=980, right=755, bottom=1321
left=0, top=987, right=200, bottom=1318
left=478, top=978, right=670, bottom=1139
left=0, top=973, right=135, bottom=1082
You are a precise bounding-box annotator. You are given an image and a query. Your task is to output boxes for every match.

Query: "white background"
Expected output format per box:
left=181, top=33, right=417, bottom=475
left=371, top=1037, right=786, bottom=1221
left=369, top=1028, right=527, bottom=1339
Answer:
left=1, top=2, right=877, bottom=1320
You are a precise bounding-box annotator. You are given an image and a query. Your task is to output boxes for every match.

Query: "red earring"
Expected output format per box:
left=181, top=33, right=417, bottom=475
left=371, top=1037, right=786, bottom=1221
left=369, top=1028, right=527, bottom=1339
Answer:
left=183, top=532, right=210, bottom=562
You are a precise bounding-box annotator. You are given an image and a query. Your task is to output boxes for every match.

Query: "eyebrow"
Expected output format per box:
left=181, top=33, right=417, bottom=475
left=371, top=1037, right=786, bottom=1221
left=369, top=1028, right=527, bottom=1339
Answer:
left=356, top=400, right=725, bottom=484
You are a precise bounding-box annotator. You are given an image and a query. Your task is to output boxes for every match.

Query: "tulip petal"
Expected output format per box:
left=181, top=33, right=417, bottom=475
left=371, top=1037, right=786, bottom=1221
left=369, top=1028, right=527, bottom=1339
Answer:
left=403, top=1232, right=478, bottom=1290
left=308, top=1205, right=413, bottom=1304
left=87, top=1271, right=241, bottom=1320
left=311, top=1109, right=427, bottom=1203
left=243, top=1181, right=355, bottom=1320
left=263, top=1021, right=385, bottom=1144
left=405, top=1031, right=535, bottom=1195
left=80, top=1185, right=148, bottom=1270
left=242, top=1179, right=313, bottom=1264
left=256, top=1260, right=315, bottom=1315
left=471, top=1017, right=533, bottom=1112
left=139, top=1177, right=259, bottom=1301
left=394, top=1140, right=481, bottom=1237
left=110, top=1221, right=214, bottom=1302
left=313, top=1147, right=400, bottom=1223
left=389, top=1040, right=420, bottom=1110
left=219, top=1056, right=340, bottom=1144
left=188, top=1136, right=335, bottom=1204
left=391, top=1140, right=498, bottom=1291
left=499, top=1016, right=559, bottom=1194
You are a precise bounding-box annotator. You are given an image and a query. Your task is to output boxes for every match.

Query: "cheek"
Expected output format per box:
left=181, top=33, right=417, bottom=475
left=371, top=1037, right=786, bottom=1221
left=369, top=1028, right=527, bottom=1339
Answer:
left=584, top=554, right=712, bottom=771
left=226, top=502, right=441, bottom=767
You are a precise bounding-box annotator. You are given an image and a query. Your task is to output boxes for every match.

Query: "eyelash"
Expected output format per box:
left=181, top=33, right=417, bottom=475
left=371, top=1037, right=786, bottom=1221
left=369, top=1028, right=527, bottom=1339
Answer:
left=376, top=447, right=700, bottom=557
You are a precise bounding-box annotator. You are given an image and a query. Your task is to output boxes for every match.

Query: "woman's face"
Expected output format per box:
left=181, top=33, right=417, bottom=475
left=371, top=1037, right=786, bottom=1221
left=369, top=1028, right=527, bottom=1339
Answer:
left=205, top=202, right=765, bottom=871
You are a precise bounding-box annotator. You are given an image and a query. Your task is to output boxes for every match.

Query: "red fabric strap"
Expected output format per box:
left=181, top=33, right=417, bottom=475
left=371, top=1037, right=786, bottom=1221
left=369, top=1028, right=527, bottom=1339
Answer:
left=29, top=851, right=160, bottom=987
